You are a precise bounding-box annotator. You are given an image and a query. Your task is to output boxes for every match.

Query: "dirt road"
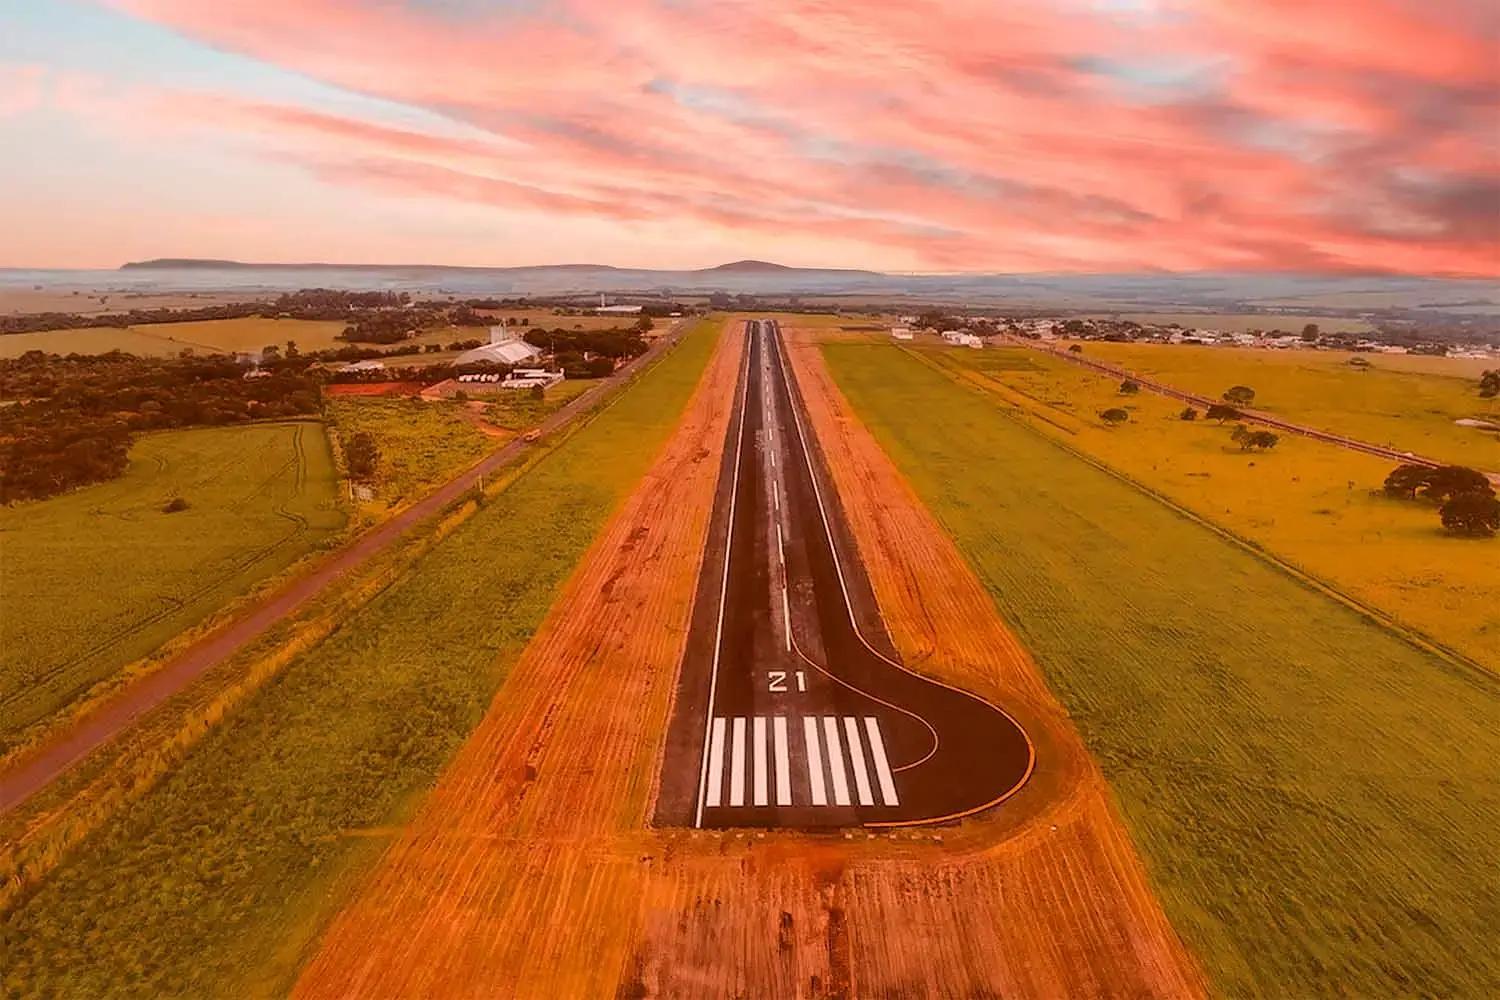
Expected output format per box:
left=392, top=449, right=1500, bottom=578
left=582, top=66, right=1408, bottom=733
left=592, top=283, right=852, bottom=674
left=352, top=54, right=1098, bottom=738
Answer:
left=0, top=325, right=689, bottom=816
left=294, top=320, right=1202, bottom=998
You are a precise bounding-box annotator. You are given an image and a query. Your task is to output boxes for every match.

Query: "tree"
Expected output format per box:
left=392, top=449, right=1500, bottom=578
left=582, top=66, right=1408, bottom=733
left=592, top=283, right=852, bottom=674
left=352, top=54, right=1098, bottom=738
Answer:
left=1068, top=344, right=1083, bottom=353
left=1441, top=491, right=1500, bottom=537
left=1480, top=369, right=1499, bottom=399
left=344, top=431, right=380, bottom=479
left=1222, top=385, right=1256, bottom=406
left=1205, top=403, right=1240, bottom=423
left=1119, top=379, right=1140, bottom=395
left=1245, top=430, right=1279, bottom=451
left=285, top=340, right=300, bottom=358
left=635, top=315, right=654, bottom=333
left=1383, top=463, right=1431, bottom=499
left=1300, top=323, right=1320, bottom=342
left=1180, top=406, right=1198, bottom=421
left=1421, top=466, right=1494, bottom=504
left=1100, top=408, right=1129, bottom=426
left=261, top=344, right=281, bottom=362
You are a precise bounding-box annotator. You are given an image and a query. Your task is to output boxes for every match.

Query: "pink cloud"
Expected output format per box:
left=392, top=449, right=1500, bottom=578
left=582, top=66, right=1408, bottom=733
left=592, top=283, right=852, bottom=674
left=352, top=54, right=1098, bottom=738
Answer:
left=70, top=0, right=1500, bottom=274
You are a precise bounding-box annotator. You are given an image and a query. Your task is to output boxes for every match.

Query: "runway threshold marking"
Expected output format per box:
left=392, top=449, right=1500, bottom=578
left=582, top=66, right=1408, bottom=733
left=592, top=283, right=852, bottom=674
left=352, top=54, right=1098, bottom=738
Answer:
left=703, top=714, right=901, bottom=813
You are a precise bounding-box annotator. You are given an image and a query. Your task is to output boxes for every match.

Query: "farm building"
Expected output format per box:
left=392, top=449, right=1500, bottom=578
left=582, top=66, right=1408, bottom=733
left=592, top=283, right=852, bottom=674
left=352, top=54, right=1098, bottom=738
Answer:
left=941, top=331, right=983, bottom=348
left=501, top=368, right=566, bottom=390
left=339, top=359, right=387, bottom=373
left=891, top=327, right=914, bottom=340
left=456, top=327, right=544, bottom=366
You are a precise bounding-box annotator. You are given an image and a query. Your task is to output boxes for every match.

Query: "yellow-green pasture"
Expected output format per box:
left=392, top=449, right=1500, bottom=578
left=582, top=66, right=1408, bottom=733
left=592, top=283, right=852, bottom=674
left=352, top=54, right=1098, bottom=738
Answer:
left=0, top=422, right=344, bottom=751
left=919, top=344, right=1499, bottom=670
left=1056, top=340, right=1499, bottom=467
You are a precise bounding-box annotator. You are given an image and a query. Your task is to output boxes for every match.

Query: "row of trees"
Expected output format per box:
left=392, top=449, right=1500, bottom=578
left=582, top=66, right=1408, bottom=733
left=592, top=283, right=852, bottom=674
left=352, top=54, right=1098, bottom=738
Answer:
left=1383, top=464, right=1498, bottom=537
left=1, top=353, right=322, bottom=503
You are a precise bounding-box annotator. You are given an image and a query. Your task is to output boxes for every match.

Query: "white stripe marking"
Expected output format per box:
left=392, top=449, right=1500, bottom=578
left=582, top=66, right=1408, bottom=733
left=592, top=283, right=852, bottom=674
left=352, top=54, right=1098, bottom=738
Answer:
left=823, top=717, right=852, bottom=806
left=773, top=717, right=791, bottom=806
left=844, top=717, right=875, bottom=807
left=729, top=717, right=746, bottom=807
left=705, top=717, right=726, bottom=808
left=753, top=716, right=769, bottom=806
left=864, top=717, right=900, bottom=806
left=803, top=717, right=827, bottom=806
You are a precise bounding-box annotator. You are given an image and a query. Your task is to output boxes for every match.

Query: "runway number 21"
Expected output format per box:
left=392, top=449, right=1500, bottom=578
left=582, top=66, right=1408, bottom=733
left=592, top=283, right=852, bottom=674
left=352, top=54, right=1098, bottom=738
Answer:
left=768, top=671, right=808, bottom=693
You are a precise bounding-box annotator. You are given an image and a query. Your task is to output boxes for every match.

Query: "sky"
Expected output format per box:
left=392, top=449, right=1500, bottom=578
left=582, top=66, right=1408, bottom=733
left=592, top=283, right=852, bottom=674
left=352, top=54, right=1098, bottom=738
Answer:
left=1, top=0, right=1496, bottom=274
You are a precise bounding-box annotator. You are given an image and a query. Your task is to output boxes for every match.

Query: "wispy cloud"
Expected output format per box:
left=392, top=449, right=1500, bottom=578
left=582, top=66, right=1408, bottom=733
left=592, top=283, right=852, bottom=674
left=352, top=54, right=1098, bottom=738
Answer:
left=6, top=0, right=1496, bottom=272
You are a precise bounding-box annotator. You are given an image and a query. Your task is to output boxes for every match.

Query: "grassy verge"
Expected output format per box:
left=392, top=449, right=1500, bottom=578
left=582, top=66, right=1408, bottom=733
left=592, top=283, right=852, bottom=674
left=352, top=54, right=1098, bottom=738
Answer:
left=0, top=421, right=343, bottom=752
left=914, top=343, right=1499, bottom=670
left=822, top=341, right=1500, bottom=998
left=0, top=319, right=720, bottom=999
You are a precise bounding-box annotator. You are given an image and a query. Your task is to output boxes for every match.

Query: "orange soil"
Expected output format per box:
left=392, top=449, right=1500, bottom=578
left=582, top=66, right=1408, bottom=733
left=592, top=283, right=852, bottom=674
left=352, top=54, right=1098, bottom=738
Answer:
left=293, top=321, right=1203, bottom=998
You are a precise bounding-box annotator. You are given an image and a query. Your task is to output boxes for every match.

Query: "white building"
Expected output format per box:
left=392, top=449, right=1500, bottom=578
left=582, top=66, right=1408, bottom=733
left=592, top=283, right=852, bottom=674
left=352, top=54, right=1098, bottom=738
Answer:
left=941, top=330, right=982, bottom=348
left=891, top=327, right=914, bottom=341
left=501, top=368, right=566, bottom=390
left=456, top=327, right=544, bottom=366
left=339, top=359, right=387, bottom=373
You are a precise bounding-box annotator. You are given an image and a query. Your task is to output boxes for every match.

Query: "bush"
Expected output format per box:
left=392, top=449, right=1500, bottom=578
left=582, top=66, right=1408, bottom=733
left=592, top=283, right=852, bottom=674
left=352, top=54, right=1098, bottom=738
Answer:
left=1180, top=407, right=1198, bottom=421
left=161, top=496, right=189, bottom=514
left=1100, top=408, right=1129, bottom=426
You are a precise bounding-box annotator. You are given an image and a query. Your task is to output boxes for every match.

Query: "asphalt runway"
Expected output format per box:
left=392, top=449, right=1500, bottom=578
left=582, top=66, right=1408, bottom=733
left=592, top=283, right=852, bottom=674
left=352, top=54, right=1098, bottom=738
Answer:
left=656, top=319, right=1033, bottom=829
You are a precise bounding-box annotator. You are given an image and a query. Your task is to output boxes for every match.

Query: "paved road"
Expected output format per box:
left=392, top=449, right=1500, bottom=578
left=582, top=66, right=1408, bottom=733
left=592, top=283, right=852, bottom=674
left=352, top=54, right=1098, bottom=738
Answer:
left=0, top=324, right=690, bottom=817
left=1017, top=337, right=1498, bottom=482
left=656, top=320, right=1033, bottom=829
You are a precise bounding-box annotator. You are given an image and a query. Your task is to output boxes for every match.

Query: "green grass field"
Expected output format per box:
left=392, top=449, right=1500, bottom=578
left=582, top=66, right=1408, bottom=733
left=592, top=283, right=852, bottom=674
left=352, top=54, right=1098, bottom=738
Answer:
left=0, top=319, right=720, bottom=998
left=916, top=344, right=1500, bottom=669
left=0, top=422, right=343, bottom=752
left=823, top=341, right=1500, bottom=998
left=325, top=397, right=493, bottom=514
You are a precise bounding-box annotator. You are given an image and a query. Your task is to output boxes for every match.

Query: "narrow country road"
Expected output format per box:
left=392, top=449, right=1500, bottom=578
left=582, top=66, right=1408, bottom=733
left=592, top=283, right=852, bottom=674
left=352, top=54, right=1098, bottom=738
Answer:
left=0, top=322, right=690, bottom=816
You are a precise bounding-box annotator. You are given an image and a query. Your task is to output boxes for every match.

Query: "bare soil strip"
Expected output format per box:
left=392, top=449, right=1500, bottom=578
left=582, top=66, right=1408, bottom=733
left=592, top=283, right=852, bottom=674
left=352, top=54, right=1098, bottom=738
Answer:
left=294, top=321, right=1203, bottom=998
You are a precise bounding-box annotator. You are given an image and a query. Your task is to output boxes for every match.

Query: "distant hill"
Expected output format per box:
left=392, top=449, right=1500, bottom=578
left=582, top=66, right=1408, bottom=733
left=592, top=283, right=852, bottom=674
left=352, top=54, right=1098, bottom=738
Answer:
left=111, top=258, right=1500, bottom=315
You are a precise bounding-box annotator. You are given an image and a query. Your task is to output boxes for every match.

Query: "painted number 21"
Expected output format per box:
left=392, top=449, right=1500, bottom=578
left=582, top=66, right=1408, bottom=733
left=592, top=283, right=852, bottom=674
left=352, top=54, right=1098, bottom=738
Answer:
left=768, top=671, right=807, bottom=693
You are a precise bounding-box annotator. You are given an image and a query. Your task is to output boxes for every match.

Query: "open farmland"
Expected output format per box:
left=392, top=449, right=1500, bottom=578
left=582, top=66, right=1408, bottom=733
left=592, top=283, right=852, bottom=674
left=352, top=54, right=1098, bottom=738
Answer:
left=0, top=318, right=352, bottom=358
left=917, top=344, right=1500, bottom=669
left=1079, top=311, right=1374, bottom=334
left=821, top=339, right=1500, bottom=997
left=0, top=421, right=342, bottom=753
left=0, top=319, right=720, bottom=999
left=1059, top=340, right=1500, bottom=467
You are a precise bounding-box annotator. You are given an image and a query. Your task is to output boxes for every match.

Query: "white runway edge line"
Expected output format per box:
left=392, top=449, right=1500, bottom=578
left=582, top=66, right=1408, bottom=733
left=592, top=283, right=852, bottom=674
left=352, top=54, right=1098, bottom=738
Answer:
left=693, top=321, right=753, bottom=828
